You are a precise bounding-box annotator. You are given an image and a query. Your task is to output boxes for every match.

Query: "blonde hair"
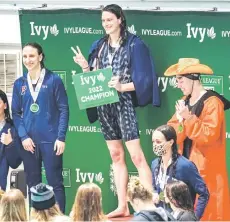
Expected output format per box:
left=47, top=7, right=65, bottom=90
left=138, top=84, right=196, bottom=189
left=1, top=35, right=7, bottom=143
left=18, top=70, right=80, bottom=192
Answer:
left=30, top=204, right=63, bottom=222
left=52, top=215, right=72, bottom=222
left=71, top=183, right=106, bottom=221
left=0, top=189, right=27, bottom=221
left=0, top=188, right=5, bottom=200
left=127, top=176, right=153, bottom=202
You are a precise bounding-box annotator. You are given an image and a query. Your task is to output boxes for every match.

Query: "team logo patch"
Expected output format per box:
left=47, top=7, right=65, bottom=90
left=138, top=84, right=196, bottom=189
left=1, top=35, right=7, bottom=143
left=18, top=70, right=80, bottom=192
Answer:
left=21, top=85, right=27, bottom=95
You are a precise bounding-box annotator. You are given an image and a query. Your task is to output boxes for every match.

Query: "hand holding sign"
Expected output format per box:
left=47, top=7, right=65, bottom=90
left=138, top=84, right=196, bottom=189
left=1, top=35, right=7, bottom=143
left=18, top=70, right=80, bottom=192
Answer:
left=108, top=76, right=122, bottom=92
left=71, top=46, right=89, bottom=69
left=72, top=68, right=119, bottom=110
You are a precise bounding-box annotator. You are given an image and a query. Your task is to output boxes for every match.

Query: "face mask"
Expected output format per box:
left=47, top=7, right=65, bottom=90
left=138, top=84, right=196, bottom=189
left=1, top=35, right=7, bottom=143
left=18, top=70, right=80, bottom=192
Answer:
left=153, top=143, right=167, bottom=156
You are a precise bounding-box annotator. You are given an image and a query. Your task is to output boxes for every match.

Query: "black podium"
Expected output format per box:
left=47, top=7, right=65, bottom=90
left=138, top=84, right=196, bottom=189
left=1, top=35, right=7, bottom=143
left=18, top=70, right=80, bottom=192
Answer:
left=10, top=169, right=27, bottom=198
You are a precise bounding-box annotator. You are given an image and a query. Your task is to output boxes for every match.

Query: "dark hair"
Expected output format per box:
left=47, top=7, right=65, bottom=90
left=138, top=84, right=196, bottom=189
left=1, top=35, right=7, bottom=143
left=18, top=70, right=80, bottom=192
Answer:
left=165, top=181, right=194, bottom=211
left=23, top=42, right=45, bottom=68
left=102, top=4, right=128, bottom=45
left=153, top=125, right=179, bottom=188
left=0, top=90, right=13, bottom=125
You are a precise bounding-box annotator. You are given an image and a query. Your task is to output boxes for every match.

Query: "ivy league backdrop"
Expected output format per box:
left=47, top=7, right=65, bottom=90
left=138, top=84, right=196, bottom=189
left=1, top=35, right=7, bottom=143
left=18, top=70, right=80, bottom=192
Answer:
left=19, top=9, right=230, bottom=213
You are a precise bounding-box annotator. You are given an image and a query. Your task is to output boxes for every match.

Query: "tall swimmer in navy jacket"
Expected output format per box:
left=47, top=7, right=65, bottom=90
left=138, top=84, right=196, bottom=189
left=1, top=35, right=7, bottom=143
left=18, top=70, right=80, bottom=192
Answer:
left=12, top=43, right=69, bottom=213
left=71, top=4, right=160, bottom=218
left=0, top=90, right=22, bottom=190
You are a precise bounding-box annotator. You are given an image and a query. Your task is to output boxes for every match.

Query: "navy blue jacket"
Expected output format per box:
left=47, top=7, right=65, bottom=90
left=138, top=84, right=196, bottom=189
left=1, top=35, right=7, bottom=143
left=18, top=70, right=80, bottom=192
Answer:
left=86, top=32, right=161, bottom=123
left=0, top=122, right=22, bottom=169
left=12, top=69, right=69, bottom=144
left=151, top=155, right=209, bottom=220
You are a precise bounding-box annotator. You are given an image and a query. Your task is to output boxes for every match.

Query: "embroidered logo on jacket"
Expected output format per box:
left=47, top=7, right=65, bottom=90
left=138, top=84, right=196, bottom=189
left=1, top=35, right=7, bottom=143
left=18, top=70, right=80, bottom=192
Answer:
left=21, top=85, right=27, bottom=95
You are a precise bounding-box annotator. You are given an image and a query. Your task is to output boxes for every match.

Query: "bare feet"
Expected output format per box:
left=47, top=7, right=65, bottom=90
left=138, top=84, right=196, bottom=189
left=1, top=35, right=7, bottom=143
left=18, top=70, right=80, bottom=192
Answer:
left=106, top=206, right=130, bottom=218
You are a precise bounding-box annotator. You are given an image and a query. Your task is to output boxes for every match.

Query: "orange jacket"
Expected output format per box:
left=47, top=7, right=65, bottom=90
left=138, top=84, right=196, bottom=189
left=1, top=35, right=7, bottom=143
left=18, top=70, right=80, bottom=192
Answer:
left=168, top=96, right=230, bottom=221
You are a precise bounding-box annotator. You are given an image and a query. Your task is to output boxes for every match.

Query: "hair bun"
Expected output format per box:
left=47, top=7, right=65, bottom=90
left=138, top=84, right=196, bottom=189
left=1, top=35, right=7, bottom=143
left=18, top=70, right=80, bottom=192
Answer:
left=134, top=179, right=140, bottom=186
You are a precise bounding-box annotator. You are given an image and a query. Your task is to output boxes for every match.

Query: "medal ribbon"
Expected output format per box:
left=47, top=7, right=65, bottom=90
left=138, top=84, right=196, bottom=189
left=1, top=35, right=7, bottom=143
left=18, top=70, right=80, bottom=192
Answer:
left=27, top=68, right=46, bottom=104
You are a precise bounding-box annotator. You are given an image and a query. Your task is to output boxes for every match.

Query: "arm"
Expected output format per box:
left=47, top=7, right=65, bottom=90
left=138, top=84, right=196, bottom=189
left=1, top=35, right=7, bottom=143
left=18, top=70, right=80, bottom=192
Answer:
left=11, top=80, right=29, bottom=141
left=54, top=76, right=69, bottom=142
left=120, top=82, right=135, bottom=92
left=4, top=127, right=22, bottom=169
left=110, top=81, right=135, bottom=93
left=185, top=162, right=210, bottom=219
left=184, top=97, right=224, bottom=146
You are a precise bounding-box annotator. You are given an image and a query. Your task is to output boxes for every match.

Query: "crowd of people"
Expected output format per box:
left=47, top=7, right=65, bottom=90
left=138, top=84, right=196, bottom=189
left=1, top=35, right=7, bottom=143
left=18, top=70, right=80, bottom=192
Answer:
left=0, top=3, right=230, bottom=221
left=0, top=178, right=201, bottom=221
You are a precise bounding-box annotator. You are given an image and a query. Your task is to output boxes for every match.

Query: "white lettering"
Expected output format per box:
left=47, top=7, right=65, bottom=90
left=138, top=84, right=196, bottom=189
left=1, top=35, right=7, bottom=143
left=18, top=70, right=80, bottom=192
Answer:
left=42, top=26, right=49, bottom=40
left=30, top=22, right=35, bottom=35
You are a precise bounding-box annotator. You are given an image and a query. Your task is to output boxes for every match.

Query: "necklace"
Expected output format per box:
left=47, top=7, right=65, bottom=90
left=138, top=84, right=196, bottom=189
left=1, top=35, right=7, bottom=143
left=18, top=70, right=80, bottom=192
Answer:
left=108, top=37, right=121, bottom=66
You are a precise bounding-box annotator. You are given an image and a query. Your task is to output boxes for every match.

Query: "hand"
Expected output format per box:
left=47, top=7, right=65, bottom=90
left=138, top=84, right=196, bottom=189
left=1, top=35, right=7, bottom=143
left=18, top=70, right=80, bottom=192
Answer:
left=175, top=101, right=183, bottom=122
left=54, top=140, right=65, bottom=155
left=108, top=76, right=122, bottom=92
left=176, top=100, right=191, bottom=120
left=22, top=138, right=35, bottom=153
left=1, top=128, right=13, bottom=146
left=152, top=192, right=160, bottom=204
left=71, top=46, right=89, bottom=69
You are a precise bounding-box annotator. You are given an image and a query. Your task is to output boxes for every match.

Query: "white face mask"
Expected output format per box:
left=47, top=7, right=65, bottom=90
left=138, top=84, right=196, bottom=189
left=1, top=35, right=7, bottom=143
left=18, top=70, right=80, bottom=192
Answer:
left=152, top=142, right=168, bottom=156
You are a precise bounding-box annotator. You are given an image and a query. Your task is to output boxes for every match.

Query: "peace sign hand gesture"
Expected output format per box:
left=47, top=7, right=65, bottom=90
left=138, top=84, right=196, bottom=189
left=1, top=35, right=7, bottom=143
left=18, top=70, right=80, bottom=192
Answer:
left=71, top=46, right=89, bottom=70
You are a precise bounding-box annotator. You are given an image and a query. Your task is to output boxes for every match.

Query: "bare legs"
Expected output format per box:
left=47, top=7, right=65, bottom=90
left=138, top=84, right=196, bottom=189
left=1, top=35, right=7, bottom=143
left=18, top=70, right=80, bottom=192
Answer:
left=106, top=139, right=152, bottom=218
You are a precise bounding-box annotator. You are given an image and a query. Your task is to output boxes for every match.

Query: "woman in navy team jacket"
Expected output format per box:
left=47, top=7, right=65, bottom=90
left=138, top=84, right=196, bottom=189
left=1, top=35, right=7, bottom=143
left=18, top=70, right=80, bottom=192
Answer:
left=0, top=90, right=22, bottom=190
left=151, top=125, right=209, bottom=220
left=12, top=43, right=69, bottom=213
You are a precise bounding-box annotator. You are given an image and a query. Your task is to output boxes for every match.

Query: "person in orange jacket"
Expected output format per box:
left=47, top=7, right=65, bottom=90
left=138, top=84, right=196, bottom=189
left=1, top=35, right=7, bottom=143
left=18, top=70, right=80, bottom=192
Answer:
left=165, top=58, right=230, bottom=221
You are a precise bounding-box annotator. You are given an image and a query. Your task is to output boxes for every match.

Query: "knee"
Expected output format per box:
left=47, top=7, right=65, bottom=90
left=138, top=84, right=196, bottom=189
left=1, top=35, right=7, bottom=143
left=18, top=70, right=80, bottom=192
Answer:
left=130, top=153, right=144, bottom=167
left=109, top=149, right=124, bottom=163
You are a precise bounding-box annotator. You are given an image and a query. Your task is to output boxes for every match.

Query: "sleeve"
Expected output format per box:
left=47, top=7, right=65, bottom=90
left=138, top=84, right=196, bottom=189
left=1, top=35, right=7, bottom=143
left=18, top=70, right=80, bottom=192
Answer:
left=54, top=75, right=69, bottom=142
left=185, top=162, right=210, bottom=219
left=5, top=126, right=22, bottom=169
left=85, top=40, right=101, bottom=124
left=184, top=97, right=224, bottom=146
left=130, top=38, right=160, bottom=107
left=178, top=212, right=198, bottom=221
left=11, top=80, right=29, bottom=141
left=168, top=113, right=187, bottom=144
left=151, top=158, right=159, bottom=191
left=88, top=39, right=100, bottom=68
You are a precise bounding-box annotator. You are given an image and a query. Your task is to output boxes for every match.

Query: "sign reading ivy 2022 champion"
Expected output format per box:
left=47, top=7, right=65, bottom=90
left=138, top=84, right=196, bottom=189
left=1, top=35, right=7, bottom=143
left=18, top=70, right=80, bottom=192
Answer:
left=72, top=68, right=119, bottom=109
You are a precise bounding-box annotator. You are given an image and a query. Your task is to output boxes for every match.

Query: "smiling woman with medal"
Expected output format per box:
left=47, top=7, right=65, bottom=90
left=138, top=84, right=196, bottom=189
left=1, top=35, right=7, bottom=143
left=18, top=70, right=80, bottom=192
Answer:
left=71, top=4, right=160, bottom=218
left=12, top=42, right=69, bottom=213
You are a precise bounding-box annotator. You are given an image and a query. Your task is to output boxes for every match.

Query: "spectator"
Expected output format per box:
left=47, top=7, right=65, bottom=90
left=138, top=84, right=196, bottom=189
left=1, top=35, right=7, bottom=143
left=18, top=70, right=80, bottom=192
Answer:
left=70, top=183, right=107, bottom=221
left=30, top=183, right=63, bottom=222
left=165, top=181, right=197, bottom=221
left=0, top=189, right=27, bottom=221
left=127, top=176, right=170, bottom=221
